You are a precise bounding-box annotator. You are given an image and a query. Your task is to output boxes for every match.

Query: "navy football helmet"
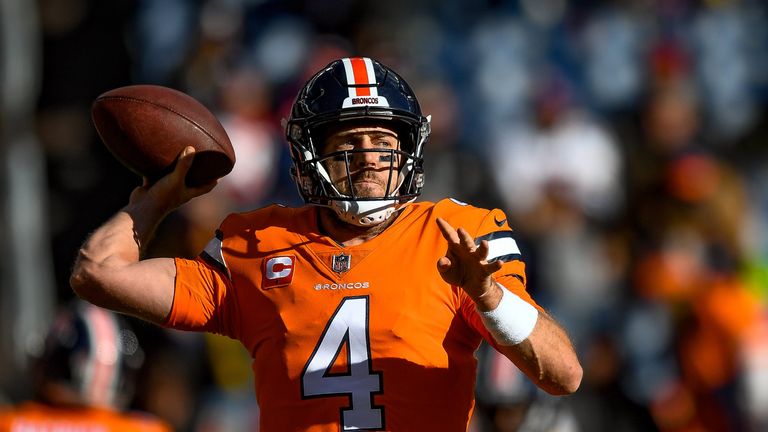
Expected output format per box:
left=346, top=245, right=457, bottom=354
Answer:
left=286, top=57, right=431, bottom=226
left=33, top=301, right=144, bottom=409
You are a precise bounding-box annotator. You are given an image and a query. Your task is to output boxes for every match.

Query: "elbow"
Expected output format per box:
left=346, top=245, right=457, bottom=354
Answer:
left=69, top=253, right=105, bottom=304
left=70, top=273, right=90, bottom=301
left=546, top=361, right=583, bottom=396
left=69, top=259, right=93, bottom=300
left=562, top=362, right=584, bottom=395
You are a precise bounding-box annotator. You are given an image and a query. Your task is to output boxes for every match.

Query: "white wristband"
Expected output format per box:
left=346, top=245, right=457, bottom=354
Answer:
left=478, top=283, right=539, bottom=346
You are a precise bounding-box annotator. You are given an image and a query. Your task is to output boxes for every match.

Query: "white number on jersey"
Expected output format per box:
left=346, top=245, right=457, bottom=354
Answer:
left=301, top=296, right=384, bottom=430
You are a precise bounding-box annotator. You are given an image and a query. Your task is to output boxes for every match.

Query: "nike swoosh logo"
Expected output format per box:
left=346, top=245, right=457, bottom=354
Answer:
left=494, top=216, right=507, bottom=227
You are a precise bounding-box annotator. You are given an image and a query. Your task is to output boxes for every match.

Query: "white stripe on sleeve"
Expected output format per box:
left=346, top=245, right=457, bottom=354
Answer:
left=485, top=236, right=521, bottom=261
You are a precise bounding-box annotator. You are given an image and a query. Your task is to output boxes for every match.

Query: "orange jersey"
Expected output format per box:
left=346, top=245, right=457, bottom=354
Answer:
left=168, top=198, right=541, bottom=431
left=0, top=402, right=171, bottom=432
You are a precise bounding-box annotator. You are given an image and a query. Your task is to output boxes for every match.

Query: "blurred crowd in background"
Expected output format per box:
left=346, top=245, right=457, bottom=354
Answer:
left=2, top=0, right=768, bottom=431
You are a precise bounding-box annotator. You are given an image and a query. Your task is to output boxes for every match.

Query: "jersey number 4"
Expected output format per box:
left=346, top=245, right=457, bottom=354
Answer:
left=301, top=296, right=384, bottom=430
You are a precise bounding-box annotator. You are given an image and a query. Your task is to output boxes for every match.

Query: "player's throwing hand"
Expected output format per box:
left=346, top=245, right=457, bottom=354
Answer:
left=129, top=146, right=218, bottom=214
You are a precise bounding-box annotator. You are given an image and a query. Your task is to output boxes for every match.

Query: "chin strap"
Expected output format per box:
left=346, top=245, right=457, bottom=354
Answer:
left=329, top=198, right=409, bottom=226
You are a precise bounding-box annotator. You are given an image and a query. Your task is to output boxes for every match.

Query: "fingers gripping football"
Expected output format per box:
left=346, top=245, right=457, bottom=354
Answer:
left=435, top=217, right=503, bottom=302
left=129, top=146, right=218, bottom=214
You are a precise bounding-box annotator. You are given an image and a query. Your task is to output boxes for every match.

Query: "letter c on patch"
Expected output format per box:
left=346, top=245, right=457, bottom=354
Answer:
left=266, top=256, right=293, bottom=279
left=262, top=256, right=295, bottom=289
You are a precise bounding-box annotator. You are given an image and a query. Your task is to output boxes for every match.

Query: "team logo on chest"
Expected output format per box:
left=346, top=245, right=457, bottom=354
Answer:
left=332, top=252, right=351, bottom=274
left=262, top=255, right=295, bottom=288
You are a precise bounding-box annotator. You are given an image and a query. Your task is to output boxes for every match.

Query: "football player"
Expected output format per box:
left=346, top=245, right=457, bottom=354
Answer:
left=71, top=57, right=582, bottom=431
left=0, top=301, right=171, bottom=431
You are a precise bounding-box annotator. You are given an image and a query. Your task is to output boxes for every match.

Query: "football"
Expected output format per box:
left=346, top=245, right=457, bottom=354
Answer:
left=91, top=84, right=235, bottom=187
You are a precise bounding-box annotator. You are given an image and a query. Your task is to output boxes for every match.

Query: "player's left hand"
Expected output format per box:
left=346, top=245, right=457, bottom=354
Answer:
left=435, top=217, right=503, bottom=311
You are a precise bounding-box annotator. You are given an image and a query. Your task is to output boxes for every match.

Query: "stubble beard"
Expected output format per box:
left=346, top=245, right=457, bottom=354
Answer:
left=336, top=171, right=394, bottom=198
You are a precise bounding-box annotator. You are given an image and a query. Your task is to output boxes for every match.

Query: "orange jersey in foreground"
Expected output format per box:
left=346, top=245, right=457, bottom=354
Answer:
left=0, top=402, right=171, bottom=432
left=168, top=198, right=540, bottom=431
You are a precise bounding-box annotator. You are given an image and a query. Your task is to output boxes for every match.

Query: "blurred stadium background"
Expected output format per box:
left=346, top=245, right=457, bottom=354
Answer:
left=2, top=0, right=768, bottom=431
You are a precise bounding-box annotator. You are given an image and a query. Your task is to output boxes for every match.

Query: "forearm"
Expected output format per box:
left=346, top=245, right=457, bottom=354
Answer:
left=77, top=200, right=167, bottom=266
left=498, top=312, right=582, bottom=395
left=76, top=144, right=212, bottom=268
